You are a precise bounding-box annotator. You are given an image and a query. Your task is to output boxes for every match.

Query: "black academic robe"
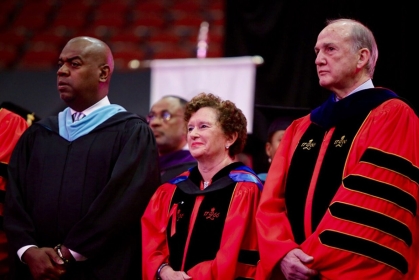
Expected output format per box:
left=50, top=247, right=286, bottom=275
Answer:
left=4, top=111, right=161, bottom=279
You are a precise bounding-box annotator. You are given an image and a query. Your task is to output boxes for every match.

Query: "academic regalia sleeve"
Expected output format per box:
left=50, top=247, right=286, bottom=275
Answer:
left=187, top=182, right=263, bottom=280
left=0, top=109, right=28, bottom=165
left=62, top=121, right=161, bottom=257
left=141, top=183, right=176, bottom=280
left=0, top=108, right=28, bottom=204
left=0, top=109, right=28, bottom=275
left=300, top=99, right=419, bottom=279
left=3, top=125, right=39, bottom=252
left=255, top=118, right=309, bottom=279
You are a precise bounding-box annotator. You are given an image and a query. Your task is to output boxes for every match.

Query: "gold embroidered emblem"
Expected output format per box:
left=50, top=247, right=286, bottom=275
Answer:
left=176, top=209, right=184, bottom=221
left=334, top=136, right=347, bottom=147
left=204, top=207, right=220, bottom=220
left=301, top=139, right=316, bottom=150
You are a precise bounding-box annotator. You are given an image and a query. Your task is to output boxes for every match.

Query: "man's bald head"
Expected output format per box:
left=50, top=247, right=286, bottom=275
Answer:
left=58, top=36, right=115, bottom=111
left=66, top=36, right=114, bottom=75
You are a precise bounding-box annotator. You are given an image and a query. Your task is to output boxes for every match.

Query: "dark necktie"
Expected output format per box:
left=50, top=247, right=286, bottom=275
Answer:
left=72, top=112, right=85, bottom=122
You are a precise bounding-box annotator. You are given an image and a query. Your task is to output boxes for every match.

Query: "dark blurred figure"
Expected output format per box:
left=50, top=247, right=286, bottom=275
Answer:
left=258, top=117, right=294, bottom=183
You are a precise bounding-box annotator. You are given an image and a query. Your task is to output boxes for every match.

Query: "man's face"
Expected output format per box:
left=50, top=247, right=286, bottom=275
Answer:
left=148, top=97, right=187, bottom=155
left=57, top=40, right=101, bottom=110
left=314, top=22, right=359, bottom=94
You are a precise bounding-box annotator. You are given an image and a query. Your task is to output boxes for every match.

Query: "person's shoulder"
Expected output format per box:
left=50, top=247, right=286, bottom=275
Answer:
left=286, top=114, right=311, bottom=133
left=235, top=179, right=263, bottom=194
left=150, top=182, right=177, bottom=202
left=380, top=97, right=417, bottom=115
left=0, top=108, right=23, bottom=119
left=229, top=165, right=264, bottom=191
left=114, top=111, right=146, bottom=123
left=293, top=114, right=310, bottom=125
left=102, top=111, right=148, bottom=130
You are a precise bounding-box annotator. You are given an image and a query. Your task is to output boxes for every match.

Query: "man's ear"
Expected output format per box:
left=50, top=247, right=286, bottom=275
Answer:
left=99, top=64, right=111, bottom=82
left=357, top=48, right=370, bottom=69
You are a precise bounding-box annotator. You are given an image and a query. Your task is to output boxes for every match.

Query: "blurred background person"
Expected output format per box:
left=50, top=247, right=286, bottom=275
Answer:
left=0, top=102, right=34, bottom=278
left=142, top=93, right=264, bottom=280
left=148, top=95, right=197, bottom=183
left=258, top=116, right=294, bottom=183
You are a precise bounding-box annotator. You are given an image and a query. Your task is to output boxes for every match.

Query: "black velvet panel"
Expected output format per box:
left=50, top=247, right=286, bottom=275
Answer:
left=319, top=230, right=408, bottom=274
left=312, top=113, right=367, bottom=232
left=0, top=162, right=7, bottom=179
left=285, top=124, right=324, bottom=244
left=167, top=190, right=196, bottom=271
left=360, top=148, right=419, bottom=186
left=167, top=169, right=238, bottom=271
left=238, top=250, right=260, bottom=266
left=343, top=175, right=417, bottom=215
left=0, top=189, right=4, bottom=204
left=329, top=202, right=412, bottom=246
left=184, top=183, right=236, bottom=271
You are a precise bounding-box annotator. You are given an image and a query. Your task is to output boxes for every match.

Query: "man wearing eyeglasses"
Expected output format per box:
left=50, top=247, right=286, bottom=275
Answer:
left=148, top=96, right=197, bottom=183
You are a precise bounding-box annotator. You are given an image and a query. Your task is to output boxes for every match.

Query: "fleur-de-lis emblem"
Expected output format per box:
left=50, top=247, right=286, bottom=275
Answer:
left=301, top=139, right=316, bottom=150
left=204, top=207, right=220, bottom=220
left=334, top=135, right=347, bottom=147
left=176, top=209, right=184, bottom=221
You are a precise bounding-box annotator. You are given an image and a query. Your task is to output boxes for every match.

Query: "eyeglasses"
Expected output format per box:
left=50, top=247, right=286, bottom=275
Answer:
left=146, top=110, right=183, bottom=123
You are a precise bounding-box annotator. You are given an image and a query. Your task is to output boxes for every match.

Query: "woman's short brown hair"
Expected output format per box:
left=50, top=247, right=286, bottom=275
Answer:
left=184, top=93, right=247, bottom=158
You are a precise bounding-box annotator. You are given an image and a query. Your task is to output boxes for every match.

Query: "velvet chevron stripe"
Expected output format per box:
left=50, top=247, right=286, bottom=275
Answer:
left=319, top=230, right=408, bottom=274
left=360, top=148, right=419, bottom=185
left=329, top=202, right=412, bottom=246
left=238, top=250, right=260, bottom=266
left=0, top=162, right=7, bottom=179
left=343, top=175, right=416, bottom=215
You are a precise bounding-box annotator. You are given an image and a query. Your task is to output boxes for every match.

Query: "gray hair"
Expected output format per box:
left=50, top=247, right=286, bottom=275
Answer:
left=327, top=18, right=378, bottom=78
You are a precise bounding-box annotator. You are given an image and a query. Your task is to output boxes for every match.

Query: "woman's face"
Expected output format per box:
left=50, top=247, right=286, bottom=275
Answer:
left=187, top=107, right=230, bottom=160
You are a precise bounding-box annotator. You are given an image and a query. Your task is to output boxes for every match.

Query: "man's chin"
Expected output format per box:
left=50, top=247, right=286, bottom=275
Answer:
left=319, top=79, right=331, bottom=88
left=155, top=138, right=166, bottom=147
left=59, top=90, right=69, bottom=98
left=60, top=94, right=69, bottom=102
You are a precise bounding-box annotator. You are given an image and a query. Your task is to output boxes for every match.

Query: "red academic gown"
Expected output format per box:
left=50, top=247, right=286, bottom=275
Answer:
left=142, top=162, right=265, bottom=280
left=257, top=88, right=419, bottom=279
left=0, top=108, right=28, bottom=276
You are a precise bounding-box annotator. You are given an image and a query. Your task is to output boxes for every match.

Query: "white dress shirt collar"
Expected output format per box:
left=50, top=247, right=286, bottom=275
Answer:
left=70, top=96, right=110, bottom=116
left=335, top=79, right=374, bottom=101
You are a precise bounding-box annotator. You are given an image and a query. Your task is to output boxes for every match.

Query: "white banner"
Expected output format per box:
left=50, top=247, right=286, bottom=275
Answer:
left=150, top=56, right=257, bottom=133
